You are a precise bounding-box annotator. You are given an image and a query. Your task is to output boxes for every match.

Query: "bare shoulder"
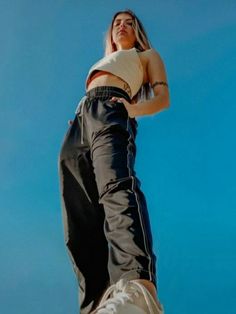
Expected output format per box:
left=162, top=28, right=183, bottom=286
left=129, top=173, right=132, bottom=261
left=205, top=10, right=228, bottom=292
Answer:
left=143, top=48, right=165, bottom=65
left=138, top=48, right=167, bottom=82
left=139, top=47, right=160, bottom=57
left=138, top=48, right=163, bottom=84
left=140, top=48, right=169, bottom=95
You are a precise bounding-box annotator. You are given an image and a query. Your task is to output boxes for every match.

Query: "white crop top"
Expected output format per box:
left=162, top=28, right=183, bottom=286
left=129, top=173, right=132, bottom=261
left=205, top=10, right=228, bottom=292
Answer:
left=86, top=48, right=144, bottom=98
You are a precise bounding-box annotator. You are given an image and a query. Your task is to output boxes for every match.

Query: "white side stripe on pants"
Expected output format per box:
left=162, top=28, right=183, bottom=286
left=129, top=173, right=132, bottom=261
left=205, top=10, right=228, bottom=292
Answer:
left=126, top=116, right=153, bottom=281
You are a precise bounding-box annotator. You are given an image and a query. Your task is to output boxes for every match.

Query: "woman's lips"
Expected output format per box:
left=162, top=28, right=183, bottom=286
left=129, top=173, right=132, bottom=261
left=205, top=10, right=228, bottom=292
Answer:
left=118, top=30, right=127, bottom=35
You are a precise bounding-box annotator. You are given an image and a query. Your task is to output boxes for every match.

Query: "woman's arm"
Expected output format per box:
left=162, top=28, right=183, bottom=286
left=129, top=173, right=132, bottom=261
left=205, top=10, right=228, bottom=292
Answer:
left=111, top=49, right=170, bottom=118
left=135, top=48, right=170, bottom=116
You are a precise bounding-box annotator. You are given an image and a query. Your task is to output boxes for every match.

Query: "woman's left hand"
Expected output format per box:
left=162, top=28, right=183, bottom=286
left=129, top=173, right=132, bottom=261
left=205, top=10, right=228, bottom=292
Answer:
left=110, top=97, right=138, bottom=118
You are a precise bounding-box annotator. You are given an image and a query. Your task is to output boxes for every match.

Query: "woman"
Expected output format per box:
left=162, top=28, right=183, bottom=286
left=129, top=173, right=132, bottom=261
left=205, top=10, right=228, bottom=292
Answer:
left=58, top=9, right=169, bottom=314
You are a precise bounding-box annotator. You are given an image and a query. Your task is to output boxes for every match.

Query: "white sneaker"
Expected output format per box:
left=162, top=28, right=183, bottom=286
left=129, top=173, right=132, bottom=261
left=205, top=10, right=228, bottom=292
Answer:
left=90, top=279, right=164, bottom=314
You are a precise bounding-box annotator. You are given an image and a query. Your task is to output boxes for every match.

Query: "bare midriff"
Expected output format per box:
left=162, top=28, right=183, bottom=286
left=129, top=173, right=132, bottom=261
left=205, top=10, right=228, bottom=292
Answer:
left=86, top=70, right=132, bottom=98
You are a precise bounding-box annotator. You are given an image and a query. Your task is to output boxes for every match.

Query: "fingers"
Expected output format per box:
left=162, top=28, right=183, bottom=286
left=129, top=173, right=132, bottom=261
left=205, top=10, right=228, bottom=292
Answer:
left=110, top=97, right=126, bottom=103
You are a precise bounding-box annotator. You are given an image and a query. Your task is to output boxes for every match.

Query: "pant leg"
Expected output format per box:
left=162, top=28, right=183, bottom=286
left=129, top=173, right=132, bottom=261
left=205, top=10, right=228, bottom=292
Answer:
left=58, top=112, right=110, bottom=314
left=83, top=95, right=157, bottom=287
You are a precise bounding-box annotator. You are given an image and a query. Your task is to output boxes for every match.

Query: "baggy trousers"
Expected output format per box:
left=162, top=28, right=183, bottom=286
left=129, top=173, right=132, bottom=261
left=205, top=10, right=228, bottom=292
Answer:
left=58, top=87, right=157, bottom=314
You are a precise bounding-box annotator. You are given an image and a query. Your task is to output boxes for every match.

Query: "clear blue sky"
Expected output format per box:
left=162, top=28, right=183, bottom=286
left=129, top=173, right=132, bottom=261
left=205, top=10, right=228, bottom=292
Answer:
left=1, top=1, right=236, bottom=313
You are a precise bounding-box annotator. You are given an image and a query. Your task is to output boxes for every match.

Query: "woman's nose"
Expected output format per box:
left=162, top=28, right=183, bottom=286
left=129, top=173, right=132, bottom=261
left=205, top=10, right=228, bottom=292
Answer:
left=119, top=22, right=126, bottom=29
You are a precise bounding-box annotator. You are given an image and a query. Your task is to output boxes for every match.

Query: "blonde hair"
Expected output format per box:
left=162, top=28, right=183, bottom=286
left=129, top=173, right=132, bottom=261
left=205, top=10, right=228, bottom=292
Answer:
left=104, top=9, right=151, bottom=55
left=104, top=9, right=153, bottom=101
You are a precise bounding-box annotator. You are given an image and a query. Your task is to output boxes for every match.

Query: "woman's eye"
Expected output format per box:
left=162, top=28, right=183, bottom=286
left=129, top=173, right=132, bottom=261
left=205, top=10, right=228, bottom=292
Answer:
left=114, top=21, right=133, bottom=27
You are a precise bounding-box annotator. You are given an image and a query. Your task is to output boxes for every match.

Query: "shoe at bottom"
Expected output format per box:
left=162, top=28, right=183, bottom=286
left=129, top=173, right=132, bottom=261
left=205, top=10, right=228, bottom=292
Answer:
left=90, top=279, right=164, bottom=314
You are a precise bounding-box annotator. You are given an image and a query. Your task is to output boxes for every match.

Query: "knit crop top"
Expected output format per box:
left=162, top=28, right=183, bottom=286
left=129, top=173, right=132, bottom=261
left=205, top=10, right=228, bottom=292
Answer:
left=86, top=48, right=144, bottom=98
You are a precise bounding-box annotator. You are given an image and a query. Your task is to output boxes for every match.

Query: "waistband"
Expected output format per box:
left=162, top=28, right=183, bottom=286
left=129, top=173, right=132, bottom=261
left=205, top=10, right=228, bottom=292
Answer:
left=86, top=86, right=131, bottom=103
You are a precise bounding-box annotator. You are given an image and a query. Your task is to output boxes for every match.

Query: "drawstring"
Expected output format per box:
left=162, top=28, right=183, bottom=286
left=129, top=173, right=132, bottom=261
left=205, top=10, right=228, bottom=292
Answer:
left=75, top=96, right=87, bottom=144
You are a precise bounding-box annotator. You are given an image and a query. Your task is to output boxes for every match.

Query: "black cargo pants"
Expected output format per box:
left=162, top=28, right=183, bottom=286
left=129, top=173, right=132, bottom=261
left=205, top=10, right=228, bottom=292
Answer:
left=58, top=87, right=157, bottom=314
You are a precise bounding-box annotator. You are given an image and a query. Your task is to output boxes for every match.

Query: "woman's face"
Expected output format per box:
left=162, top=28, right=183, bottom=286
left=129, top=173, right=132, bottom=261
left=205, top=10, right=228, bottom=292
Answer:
left=112, top=13, right=136, bottom=49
